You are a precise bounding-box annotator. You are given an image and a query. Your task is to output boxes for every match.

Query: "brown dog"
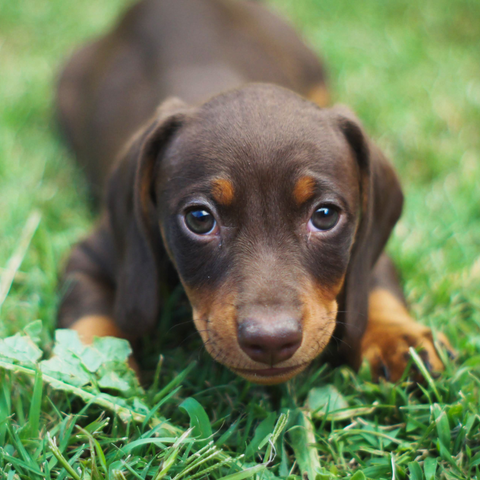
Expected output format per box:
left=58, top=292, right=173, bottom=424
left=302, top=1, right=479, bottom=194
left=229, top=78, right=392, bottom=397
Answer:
left=57, top=0, right=451, bottom=384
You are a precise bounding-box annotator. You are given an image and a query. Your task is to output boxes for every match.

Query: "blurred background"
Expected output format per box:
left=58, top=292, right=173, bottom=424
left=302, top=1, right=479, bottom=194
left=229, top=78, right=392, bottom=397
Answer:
left=0, top=0, right=479, bottom=346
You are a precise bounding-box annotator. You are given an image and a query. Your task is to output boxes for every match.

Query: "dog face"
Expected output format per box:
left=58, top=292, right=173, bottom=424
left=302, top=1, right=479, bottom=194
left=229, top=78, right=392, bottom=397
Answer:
left=156, top=87, right=360, bottom=383
left=108, top=84, right=403, bottom=384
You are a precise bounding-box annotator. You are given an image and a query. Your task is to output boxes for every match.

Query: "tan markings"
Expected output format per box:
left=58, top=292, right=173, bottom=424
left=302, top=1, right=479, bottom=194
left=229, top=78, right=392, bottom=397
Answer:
left=184, top=283, right=245, bottom=372
left=307, top=84, right=330, bottom=108
left=362, top=289, right=451, bottom=382
left=185, top=277, right=340, bottom=385
left=317, top=274, right=346, bottom=303
left=368, top=288, right=410, bottom=322
left=70, top=315, right=133, bottom=344
left=298, top=281, right=338, bottom=362
left=212, top=178, right=235, bottom=206
left=293, top=176, right=316, bottom=206
left=233, top=363, right=308, bottom=386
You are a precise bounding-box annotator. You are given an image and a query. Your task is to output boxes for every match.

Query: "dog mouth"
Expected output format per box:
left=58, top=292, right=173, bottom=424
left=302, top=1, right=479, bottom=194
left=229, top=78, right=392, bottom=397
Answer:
left=230, top=363, right=308, bottom=384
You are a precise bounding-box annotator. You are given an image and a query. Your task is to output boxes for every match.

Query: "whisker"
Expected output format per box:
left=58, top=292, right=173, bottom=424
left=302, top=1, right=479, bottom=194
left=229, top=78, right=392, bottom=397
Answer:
left=166, top=319, right=194, bottom=333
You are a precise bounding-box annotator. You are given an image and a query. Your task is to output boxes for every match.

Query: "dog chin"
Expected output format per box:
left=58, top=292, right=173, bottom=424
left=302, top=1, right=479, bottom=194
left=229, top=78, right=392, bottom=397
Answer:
left=229, top=363, right=309, bottom=385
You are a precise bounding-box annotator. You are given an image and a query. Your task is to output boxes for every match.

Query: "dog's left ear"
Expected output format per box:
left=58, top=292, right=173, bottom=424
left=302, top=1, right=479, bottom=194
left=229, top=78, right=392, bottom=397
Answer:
left=329, top=106, right=404, bottom=369
left=106, top=98, right=192, bottom=336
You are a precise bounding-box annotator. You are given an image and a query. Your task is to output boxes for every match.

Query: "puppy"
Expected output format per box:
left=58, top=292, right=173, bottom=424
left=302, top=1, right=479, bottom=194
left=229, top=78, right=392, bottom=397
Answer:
left=57, top=0, right=450, bottom=384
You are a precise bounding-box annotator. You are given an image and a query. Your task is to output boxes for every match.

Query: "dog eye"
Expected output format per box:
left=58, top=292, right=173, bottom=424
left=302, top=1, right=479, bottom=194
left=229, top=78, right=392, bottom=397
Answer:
left=309, top=206, right=339, bottom=231
left=185, top=209, right=216, bottom=234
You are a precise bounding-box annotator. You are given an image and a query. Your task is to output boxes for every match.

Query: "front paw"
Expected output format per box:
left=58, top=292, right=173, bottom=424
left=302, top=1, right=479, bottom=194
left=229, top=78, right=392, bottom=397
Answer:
left=361, top=320, right=454, bottom=382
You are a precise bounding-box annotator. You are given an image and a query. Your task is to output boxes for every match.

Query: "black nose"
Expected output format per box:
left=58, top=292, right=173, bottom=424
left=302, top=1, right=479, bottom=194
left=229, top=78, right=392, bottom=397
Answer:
left=237, top=314, right=302, bottom=365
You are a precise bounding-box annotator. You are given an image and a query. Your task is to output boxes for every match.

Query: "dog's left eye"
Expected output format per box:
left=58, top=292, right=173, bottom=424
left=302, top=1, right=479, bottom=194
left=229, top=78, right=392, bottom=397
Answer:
left=185, top=209, right=216, bottom=235
left=309, top=206, right=339, bottom=231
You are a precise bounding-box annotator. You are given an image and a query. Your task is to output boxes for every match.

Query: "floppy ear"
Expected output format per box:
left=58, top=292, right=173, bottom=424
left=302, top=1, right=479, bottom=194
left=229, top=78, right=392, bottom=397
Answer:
left=106, top=98, right=190, bottom=336
left=331, top=106, right=404, bottom=369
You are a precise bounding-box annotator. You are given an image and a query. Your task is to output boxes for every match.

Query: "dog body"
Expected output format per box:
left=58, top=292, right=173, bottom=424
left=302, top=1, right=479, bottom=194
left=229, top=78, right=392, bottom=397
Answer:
left=57, top=0, right=449, bottom=384
left=57, top=0, right=328, bottom=200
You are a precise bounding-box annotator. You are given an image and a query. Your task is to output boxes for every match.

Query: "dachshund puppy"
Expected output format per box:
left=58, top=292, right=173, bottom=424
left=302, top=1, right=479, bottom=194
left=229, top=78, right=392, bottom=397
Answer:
left=57, top=0, right=450, bottom=384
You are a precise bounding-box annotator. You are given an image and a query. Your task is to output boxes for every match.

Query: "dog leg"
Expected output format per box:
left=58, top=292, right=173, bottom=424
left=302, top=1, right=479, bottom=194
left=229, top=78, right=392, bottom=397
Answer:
left=58, top=222, right=141, bottom=374
left=361, top=254, right=453, bottom=382
left=70, top=315, right=129, bottom=343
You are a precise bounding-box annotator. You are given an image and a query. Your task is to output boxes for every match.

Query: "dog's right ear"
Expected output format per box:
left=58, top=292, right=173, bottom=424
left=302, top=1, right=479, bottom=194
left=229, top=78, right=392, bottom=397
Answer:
left=106, top=98, right=192, bottom=336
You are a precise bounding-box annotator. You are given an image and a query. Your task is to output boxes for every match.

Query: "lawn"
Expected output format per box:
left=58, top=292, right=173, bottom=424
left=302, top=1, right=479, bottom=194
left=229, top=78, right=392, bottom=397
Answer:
left=0, top=0, right=479, bottom=478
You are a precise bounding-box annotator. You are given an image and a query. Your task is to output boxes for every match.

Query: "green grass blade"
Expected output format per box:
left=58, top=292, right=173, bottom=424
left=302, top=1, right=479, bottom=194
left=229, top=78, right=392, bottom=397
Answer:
left=26, top=367, right=43, bottom=439
left=432, top=404, right=451, bottom=448
left=217, top=464, right=267, bottom=480
left=408, top=461, right=424, bottom=480
left=153, top=428, right=192, bottom=480
left=409, top=347, right=442, bottom=403
left=263, top=412, right=289, bottom=464
left=142, top=385, right=182, bottom=429
left=216, top=416, right=241, bottom=448
left=245, top=412, right=276, bottom=460
left=423, top=457, right=438, bottom=480
left=47, top=432, right=81, bottom=480
left=179, top=397, right=212, bottom=448
left=288, top=409, right=320, bottom=480
left=153, top=362, right=196, bottom=404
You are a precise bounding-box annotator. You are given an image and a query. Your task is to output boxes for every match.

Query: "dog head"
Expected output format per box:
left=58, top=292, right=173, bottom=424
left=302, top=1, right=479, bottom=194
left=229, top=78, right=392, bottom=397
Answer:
left=107, top=84, right=403, bottom=384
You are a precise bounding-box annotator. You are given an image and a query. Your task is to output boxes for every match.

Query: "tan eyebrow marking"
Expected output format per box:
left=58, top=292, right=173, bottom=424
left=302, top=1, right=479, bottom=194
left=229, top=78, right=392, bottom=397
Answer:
left=293, top=176, right=316, bottom=205
left=212, top=178, right=235, bottom=206
left=307, top=83, right=330, bottom=108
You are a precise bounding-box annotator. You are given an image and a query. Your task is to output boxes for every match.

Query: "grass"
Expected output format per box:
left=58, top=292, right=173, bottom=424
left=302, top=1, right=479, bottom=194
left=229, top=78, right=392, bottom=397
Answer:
left=0, top=0, right=479, bottom=478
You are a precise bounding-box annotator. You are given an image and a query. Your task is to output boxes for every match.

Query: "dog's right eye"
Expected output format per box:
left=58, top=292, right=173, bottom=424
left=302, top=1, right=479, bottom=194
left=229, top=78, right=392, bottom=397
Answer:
left=309, top=206, right=340, bottom=231
left=185, top=209, right=216, bottom=235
